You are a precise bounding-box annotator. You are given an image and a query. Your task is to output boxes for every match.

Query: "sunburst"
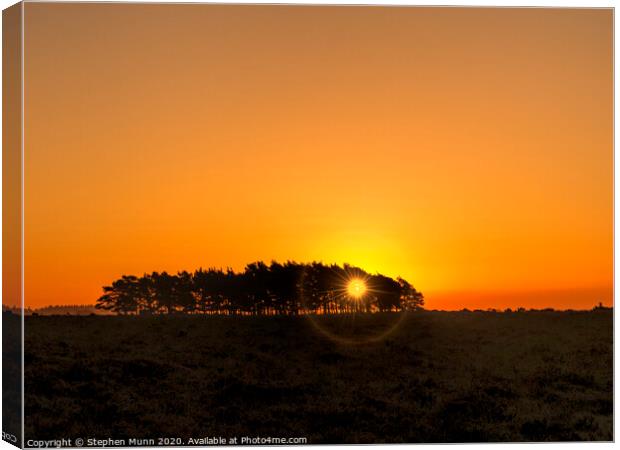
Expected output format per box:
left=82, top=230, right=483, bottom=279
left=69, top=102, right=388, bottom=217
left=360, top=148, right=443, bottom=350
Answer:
left=347, top=278, right=367, bottom=299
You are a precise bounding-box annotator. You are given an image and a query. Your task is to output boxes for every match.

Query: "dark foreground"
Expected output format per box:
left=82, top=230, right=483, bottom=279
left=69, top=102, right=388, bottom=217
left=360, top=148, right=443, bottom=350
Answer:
left=23, top=310, right=612, bottom=443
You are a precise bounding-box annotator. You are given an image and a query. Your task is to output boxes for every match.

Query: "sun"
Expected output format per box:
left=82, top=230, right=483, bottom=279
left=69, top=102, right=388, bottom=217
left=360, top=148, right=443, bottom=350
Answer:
left=347, top=278, right=367, bottom=299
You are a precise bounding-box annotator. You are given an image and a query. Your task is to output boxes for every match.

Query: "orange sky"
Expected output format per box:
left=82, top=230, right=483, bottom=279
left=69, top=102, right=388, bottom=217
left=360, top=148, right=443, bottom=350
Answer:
left=18, top=4, right=612, bottom=310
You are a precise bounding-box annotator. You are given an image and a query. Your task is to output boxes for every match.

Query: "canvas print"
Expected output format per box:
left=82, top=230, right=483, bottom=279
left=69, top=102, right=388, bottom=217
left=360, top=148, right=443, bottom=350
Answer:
left=2, top=2, right=613, bottom=447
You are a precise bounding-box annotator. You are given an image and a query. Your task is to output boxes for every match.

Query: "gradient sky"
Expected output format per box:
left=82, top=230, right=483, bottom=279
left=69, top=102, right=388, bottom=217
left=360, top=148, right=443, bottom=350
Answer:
left=21, top=4, right=612, bottom=310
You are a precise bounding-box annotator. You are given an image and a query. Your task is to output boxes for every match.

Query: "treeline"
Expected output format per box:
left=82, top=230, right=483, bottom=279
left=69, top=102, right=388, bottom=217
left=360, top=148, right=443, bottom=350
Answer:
left=30, top=305, right=111, bottom=316
left=96, top=261, right=424, bottom=315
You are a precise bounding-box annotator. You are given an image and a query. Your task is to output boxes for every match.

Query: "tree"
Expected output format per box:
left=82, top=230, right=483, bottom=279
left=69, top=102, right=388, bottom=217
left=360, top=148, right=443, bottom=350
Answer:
left=372, top=274, right=401, bottom=312
left=97, top=261, right=424, bottom=316
left=397, top=277, right=424, bottom=311
left=149, top=272, right=178, bottom=314
left=96, top=275, right=141, bottom=315
left=193, top=269, right=214, bottom=314
left=176, top=271, right=196, bottom=313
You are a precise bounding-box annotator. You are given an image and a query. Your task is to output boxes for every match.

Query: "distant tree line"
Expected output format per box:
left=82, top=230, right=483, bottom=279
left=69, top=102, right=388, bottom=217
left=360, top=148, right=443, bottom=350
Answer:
left=96, top=261, right=424, bottom=315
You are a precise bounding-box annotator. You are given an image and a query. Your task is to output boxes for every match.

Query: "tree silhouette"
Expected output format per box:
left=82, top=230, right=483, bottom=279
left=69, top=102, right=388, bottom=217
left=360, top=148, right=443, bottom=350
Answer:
left=97, top=275, right=141, bottom=315
left=96, top=261, right=424, bottom=316
left=397, top=277, right=424, bottom=311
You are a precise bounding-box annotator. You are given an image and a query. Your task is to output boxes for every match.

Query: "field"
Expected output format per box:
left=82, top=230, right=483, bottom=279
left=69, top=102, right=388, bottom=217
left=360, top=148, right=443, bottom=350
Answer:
left=23, top=310, right=612, bottom=443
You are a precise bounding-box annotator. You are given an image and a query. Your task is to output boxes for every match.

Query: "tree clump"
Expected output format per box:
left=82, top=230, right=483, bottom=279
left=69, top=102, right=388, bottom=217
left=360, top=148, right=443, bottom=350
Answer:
left=96, top=261, right=424, bottom=315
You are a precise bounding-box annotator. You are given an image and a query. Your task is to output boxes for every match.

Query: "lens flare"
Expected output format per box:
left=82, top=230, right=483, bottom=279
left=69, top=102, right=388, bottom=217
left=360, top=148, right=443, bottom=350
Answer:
left=347, top=278, right=367, bottom=299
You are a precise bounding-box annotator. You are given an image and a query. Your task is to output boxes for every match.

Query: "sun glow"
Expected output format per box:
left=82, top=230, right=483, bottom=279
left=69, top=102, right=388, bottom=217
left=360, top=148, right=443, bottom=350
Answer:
left=347, top=278, right=367, bottom=299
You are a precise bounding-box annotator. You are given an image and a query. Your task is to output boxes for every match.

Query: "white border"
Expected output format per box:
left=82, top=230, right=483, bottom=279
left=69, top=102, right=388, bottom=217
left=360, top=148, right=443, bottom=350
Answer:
left=0, top=2, right=615, bottom=450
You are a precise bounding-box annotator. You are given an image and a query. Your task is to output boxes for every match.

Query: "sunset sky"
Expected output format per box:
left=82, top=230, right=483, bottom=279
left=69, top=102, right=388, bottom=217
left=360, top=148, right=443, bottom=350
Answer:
left=19, top=4, right=612, bottom=310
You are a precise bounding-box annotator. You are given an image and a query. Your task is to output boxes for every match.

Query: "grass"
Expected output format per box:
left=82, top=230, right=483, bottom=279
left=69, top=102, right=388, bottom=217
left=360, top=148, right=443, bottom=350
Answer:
left=23, top=310, right=612, bottom=443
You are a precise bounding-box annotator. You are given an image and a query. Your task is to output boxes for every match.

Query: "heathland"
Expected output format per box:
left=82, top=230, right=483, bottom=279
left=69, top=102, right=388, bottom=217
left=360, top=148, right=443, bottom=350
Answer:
left=22, top=309, right=612, bottom=443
